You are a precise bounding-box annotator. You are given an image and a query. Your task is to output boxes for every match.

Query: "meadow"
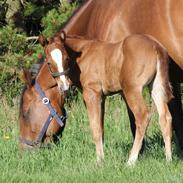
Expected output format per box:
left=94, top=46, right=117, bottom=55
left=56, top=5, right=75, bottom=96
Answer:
left=0, top=94, right=183, bottom=183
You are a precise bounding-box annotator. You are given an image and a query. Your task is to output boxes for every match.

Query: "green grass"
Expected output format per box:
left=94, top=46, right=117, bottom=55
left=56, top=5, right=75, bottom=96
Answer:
left=0, top=94, right=183, bottom=183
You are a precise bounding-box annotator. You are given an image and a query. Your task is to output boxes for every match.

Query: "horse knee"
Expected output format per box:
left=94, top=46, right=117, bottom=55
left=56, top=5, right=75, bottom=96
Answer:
left=135, top=109, right=150, bottom=134
left=91, top=127, right=103, bottom=142
left=165, top=108, right=172, bottom=125
left=160, top=111, right=172, bottom=137
left=136, top=108, right=150, bottom=124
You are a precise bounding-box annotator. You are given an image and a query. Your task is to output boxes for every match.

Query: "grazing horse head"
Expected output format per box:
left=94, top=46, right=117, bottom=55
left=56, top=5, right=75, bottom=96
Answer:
left=19, top=58, right=67, bottom=150
left=39, top=34, right=71, bottom=93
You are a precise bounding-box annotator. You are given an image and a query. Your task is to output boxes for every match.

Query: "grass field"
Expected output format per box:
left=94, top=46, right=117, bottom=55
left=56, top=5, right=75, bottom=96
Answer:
left=0, top=94, right=183, bottom=183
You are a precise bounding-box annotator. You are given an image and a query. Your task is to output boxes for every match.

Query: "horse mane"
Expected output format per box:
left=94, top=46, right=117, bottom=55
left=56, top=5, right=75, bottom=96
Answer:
left=60, top=0, right=122, bottom=40
left=19, top=56, right=45, bottom=117
left=59, top=0, right=94, bottom=35
left=29, top=55, right=45, bottom=79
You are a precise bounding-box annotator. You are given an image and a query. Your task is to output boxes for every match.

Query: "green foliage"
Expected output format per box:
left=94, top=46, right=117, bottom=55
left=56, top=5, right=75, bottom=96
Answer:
left=0, top=25, right=27, bottom=54
left=24, top=2, right=42, bottom=17
left=23, top=1, right=56, bottom=30
left=0, top=25, right=41, bottom=104
left=42, top=1, right=77, bottom=37
left=0, top=1, right=78, bottom=105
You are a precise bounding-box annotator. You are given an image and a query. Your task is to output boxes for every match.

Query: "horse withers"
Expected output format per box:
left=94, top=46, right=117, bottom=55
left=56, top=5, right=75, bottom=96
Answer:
left=51, top=33, right=172, bottom=165
left=19, top=56, right=67, bottom=149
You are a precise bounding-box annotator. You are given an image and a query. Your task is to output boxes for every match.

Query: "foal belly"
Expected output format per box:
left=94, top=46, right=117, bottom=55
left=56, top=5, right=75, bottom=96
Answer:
left=101, top=77, right=122, bottom=95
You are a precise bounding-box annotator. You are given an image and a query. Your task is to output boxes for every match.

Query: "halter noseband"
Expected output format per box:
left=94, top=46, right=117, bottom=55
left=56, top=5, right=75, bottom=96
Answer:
left=47, top=62, right=70, bottom=78
left=19, top=81, right=67, bottom=147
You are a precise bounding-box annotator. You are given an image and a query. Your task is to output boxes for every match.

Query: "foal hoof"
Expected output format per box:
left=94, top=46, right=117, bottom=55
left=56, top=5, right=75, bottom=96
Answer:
left=166, top=156, right=172, bottom=162
left=96, top=157, right=104, bottom=167
left=127, top=154, right=138, bottom=167
left=127, top=159, right=136, bottom=167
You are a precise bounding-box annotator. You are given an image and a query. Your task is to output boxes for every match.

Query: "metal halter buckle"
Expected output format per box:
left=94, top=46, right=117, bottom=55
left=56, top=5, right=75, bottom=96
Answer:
left=42, top=97, right=49, bottom=105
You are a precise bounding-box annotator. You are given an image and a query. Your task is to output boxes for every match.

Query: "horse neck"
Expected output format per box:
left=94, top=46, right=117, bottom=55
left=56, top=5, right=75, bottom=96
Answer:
left=63, top=0, right=94, bottom=35
left=62, top=0, right=122, bottom=40
left=36, top=62, right=57, bottom=90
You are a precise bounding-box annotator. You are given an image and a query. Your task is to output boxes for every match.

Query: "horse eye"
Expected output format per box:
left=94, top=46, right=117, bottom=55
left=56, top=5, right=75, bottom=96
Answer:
left=22, top=110, right=30, bottom=121
left=48, top=63, right=57, bottom=73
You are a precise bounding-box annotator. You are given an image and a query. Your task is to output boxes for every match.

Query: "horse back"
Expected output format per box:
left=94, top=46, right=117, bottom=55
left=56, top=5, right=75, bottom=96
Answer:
left=63, top=0, right=183, bottom=70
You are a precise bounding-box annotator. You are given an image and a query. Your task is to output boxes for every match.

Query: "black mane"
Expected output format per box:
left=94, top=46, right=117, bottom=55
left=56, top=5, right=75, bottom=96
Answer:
left=19, top=56, right=45, bottom=117
left=29, top=56, right=45, bottom=79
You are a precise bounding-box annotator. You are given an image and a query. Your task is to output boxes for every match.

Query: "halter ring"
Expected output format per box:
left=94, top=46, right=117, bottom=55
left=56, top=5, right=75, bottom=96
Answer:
left=42, top=97, right=49, bottom=105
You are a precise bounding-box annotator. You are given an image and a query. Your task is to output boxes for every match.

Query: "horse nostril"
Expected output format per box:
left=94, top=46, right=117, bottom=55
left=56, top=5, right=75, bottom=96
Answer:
left=60, top=84, right=69, bottom=92
left=58, top=85, right=69, bottom=96
left=63, top=90, right=69, bottom=97
left=19, top=142, right=33, bottom=150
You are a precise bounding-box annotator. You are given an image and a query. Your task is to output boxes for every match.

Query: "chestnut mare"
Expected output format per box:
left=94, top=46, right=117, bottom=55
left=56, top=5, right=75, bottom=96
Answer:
left=60, top=0, right=183, bottom=153
left=19, top=56, right=67, bottom=149
left=40, top=33, right=173, bottom=164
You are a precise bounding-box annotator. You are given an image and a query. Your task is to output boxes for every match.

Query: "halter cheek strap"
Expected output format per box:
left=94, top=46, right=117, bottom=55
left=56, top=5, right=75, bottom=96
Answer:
left=35, top=81, right=66, bottom=128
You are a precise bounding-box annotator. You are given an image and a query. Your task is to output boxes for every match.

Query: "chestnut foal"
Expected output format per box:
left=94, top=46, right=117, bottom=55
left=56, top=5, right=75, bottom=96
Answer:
left=40, top=33, right=173, bottom=165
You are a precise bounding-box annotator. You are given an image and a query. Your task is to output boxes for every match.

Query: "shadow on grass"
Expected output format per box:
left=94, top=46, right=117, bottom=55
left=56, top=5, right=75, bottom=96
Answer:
left=109, top=131, right=183, bottom=161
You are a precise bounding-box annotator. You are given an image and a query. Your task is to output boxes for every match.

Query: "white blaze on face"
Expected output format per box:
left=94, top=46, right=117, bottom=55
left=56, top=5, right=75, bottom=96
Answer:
left=50, top=49, right=69, bottom=91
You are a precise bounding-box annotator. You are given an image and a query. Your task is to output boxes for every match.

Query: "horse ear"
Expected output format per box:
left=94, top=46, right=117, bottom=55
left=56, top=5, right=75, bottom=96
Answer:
left=22, top=69, right=32, bottom=88
left=38, top=34, right=48, bottom=47
left=60, top=31, right=66, bottom=42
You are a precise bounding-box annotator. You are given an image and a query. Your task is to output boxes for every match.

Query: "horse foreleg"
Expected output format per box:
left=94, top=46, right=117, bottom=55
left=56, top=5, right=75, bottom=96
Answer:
left=168, top=82, right=183, bottom=153
left=169, top=61, right=183, bottom=153
left=83, top=88, right=104, bottom=163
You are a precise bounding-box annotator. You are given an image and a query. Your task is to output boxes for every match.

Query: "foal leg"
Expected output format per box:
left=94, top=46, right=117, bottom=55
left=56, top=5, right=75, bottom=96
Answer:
left=123, top=88, right=150, bottom=165
left=152, top=96, right=172, bottom=161
left=83, top=88, right=104, bottom=163
left=126, top=104, right=145, bottom=153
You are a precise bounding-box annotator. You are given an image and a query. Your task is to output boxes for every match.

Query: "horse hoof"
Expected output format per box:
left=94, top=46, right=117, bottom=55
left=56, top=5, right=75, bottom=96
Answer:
left=127, top=160, right=136, bottom=167
left=166, top=156, right=172, bottom=162
left=96, top=157, right=104, bottom=167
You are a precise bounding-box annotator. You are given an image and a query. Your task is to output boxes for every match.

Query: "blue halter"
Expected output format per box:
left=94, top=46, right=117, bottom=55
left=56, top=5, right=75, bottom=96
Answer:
left=19, top=81, right=67, bottom=147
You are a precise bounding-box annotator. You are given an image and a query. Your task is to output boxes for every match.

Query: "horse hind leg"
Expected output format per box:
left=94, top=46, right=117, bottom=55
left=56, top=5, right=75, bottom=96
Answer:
left=123, top=87, right=150, bottom=165
left=151, top=61, right=172, bottom=161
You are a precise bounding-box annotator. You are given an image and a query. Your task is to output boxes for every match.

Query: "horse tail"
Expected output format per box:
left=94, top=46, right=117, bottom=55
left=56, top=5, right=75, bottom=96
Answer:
left=151, top=47, right=173, bottom=103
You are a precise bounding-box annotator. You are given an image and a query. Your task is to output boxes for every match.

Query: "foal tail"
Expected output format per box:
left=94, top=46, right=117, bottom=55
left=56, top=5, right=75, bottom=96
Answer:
left=151, top=46, right=173, bottom=161
left=151, top=47, right=173, bottom=104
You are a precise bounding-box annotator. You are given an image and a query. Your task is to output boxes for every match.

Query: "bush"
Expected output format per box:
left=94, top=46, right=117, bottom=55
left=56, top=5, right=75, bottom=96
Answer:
left=0, top=25, right=38, bottom=105
left=41, top=1, right=77, bottom=37
left=0, top=1, right=78, bottom=105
